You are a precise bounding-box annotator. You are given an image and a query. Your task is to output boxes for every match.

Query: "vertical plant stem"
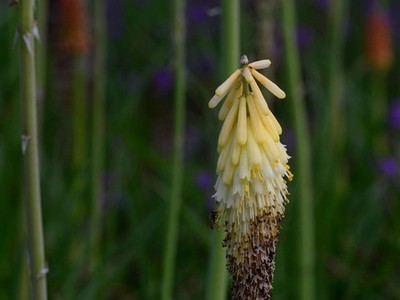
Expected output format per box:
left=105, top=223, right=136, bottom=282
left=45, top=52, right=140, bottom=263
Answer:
left=319, top=2, right=347, bottom=296
left=89, top=0, right=106, bottom=272
left=207, top=1, right=239, bottom=299
left=161, top=0, right=185, bottom=299
left=72, top=55, right=87, bottom=174
left=222, top=0, right=240, bottom=76
left=327, top=0, right=346, bottom=148
left=281, top=1, right=315, bottom=300
left=324, top=0, right=347, bottom=184
left=371, top=72, right=388, bottom=155
left=19, top=0, right=48, bottom=298
left=207, top=229, right=228, bottom=300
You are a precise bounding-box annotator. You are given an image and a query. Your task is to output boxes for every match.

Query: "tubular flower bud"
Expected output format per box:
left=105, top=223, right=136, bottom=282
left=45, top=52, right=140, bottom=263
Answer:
left=209, top=56, right=292, bottom=300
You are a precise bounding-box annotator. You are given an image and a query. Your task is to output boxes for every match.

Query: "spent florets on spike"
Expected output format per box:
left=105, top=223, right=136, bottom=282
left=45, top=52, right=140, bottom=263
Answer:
left=209, top=57, right=292, bottom=300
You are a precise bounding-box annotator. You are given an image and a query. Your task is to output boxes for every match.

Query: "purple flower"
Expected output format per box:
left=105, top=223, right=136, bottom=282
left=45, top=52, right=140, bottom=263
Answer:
left=106, top=0, right=123, bottom=39
left=187, top=4, right=208, bottom=24
left=196, top=170, right=213, bottom=191
left=153, top=68, right=173, bottom=92
left=315, top=0, right=329, bottom=10
left=378, top=157, right=398, bottom=177
left=297, top=25, right=313, bottom=49
left=389, top=3, right=400, bottom=46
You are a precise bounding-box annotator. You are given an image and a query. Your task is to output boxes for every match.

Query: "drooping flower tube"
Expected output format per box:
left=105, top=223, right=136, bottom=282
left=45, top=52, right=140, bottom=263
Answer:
left=209, top=55, right=293, bottom=300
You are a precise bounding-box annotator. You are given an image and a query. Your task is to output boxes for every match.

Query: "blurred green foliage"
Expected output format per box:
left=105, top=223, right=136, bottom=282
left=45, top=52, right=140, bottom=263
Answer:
left=0, top=0, right=399, bottom=299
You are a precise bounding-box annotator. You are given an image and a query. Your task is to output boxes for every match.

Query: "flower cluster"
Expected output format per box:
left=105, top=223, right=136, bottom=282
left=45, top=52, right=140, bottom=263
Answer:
left=209, top=56, right=292, bottom=299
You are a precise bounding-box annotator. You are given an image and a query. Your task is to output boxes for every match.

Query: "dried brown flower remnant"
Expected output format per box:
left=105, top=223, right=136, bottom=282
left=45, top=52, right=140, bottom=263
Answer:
left=365, top=10, right=393, bottom=72
left=209, top=56, right=292, bottom=299
left=59, top=0, right=89, bottom=54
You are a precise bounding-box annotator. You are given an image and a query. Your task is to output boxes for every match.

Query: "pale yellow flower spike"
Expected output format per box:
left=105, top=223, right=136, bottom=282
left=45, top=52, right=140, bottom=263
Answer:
left=208, top=56, right=291, bottom=300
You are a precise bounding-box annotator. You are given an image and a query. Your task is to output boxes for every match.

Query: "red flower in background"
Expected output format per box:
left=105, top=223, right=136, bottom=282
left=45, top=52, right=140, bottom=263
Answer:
left=365, top=10, right=393, bottom=72
left=58, top=0, right=89, bottom=54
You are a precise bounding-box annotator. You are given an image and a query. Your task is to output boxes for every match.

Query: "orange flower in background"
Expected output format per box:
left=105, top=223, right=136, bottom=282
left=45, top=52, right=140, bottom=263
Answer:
left=365, top=10, right=393, bottom=72
left=59, top=0, right=89, bottom=54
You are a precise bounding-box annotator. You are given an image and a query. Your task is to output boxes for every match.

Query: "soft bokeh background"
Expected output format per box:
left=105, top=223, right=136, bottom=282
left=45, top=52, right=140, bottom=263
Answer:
left=1, top=0, right=399, bottom=299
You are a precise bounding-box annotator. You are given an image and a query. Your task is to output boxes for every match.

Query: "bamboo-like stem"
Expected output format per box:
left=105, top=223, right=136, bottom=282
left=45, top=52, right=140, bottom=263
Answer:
left=160, top=0, right=186, bottom=298
left=281, top=1, right=315, bottom=300
left=89, top=0, right=106, bottom=272
left=207, top=1, right=239, bottom=299
left=19, top=0, right=48, bottom=298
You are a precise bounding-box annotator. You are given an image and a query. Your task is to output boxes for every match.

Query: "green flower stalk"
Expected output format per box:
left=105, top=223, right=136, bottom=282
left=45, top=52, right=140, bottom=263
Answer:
left=19, top=0, right=48, bottom=298
left=209, top=56, right=292, bottom=299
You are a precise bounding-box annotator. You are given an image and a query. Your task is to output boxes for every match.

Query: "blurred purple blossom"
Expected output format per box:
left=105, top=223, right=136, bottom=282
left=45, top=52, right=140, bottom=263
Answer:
left=388, top=101, right=400, bottom=129
left=315, top=0, right=329, bottom=10
left=153, top=68, right=173, bottom=92
left=187, top=4, right=209, bottom=24
left=196, top=170, right=213, bottom=191
left=106, top=0, right=123, bottom=39
left=389, top=3, right=400, bottom=45
left=297, top=25, right=313, bottom=49
left=364, top=0, right=377, bottom=13
left=377, top=157, right=398, bottom=177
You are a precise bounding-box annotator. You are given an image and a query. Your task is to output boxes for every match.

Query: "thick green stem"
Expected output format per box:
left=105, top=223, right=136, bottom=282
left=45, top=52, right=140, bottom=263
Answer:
left=207, top=229, right=228, bottom=300
left=89, top=0, right=106, bottom=272
left=160, top=0, right=186, bottom=299
left=281, top=1, right=315, bottom=300
left=207, top=1, right=239, bottom=299
left=222, top=0, right=240, bottom=76
left=19, top=0, right=48, bottom=298
left=207, top=0, right=240, bottom=300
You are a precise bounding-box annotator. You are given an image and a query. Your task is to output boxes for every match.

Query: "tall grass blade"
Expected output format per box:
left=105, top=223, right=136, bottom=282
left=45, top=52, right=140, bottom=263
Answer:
left=161, top=0, right=186, bottom=298
left=281, top=1, right=315, bottom=299
left=90, top=0, right=107, bottom=272
left=207, top=1, right=239, bottom=299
